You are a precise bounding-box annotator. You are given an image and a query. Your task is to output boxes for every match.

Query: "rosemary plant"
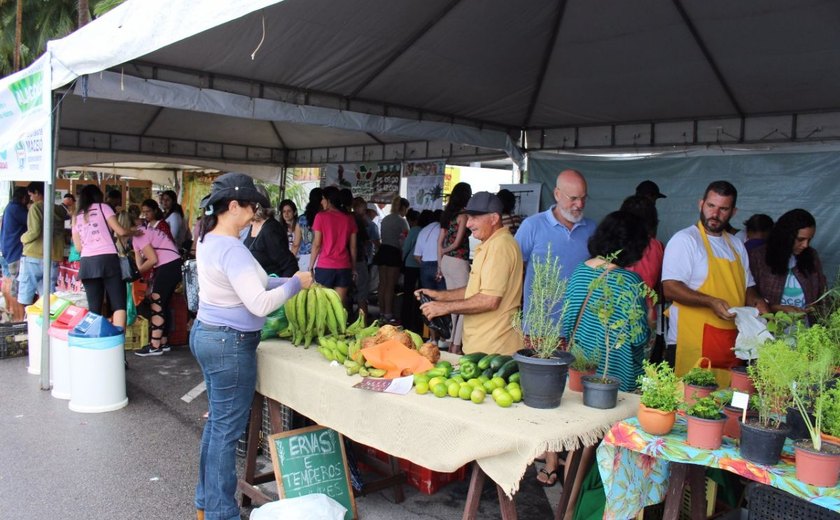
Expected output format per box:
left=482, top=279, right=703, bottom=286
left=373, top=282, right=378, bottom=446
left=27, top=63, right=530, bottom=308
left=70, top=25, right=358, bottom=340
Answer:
left=512, top=245, right=568, bottom=359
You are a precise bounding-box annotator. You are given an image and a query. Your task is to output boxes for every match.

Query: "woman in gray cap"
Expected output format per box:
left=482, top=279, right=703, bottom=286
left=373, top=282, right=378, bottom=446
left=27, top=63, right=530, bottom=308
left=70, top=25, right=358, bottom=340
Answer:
left=190, top=173, right=312, bottom=520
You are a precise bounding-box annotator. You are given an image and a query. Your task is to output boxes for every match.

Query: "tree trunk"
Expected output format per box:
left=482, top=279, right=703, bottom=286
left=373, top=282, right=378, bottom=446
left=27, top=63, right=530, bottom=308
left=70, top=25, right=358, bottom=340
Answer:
left=78, top=0, right=90, bottom=28
left=14, top=0, right=23, bottom=71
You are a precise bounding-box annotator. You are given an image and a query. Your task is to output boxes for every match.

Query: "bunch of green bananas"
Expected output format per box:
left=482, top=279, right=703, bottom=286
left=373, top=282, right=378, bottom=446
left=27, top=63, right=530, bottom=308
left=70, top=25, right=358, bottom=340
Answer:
left=284, top=285, right=347, bottom=347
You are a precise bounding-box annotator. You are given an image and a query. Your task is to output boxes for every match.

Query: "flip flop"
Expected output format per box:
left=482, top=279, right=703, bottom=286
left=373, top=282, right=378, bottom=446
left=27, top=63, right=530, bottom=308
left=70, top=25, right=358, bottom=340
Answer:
left=536, top=468, right=558, bottom=487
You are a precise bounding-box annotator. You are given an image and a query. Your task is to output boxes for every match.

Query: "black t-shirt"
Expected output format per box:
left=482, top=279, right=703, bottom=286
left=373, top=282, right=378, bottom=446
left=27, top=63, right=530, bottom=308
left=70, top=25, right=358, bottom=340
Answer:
left=243, top=218, right=298, bottom=277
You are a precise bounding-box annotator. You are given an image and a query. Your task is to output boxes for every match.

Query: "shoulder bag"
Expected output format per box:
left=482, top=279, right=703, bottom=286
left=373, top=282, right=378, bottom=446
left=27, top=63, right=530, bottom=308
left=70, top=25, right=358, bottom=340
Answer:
left=182, top=259, right=199, bottom=313
left=103, top=204, right=141, bottom=282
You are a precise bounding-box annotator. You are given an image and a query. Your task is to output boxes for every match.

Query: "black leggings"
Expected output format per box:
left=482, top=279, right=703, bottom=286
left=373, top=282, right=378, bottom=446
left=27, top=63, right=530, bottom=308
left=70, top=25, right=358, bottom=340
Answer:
left=149, top=260, right=182, bottom=344
left=83, top=274, right=126, bottom=315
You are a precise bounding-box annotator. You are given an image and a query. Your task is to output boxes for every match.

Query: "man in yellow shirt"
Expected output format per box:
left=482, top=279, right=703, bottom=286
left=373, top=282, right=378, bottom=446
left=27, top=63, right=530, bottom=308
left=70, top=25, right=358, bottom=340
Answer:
left=417, top=192, right=523, bottom=355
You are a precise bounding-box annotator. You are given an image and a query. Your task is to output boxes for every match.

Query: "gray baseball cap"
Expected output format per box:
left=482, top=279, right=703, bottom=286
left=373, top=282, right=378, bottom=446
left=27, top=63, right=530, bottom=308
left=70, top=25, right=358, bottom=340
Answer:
left=462, top=191, right=503, bottom=215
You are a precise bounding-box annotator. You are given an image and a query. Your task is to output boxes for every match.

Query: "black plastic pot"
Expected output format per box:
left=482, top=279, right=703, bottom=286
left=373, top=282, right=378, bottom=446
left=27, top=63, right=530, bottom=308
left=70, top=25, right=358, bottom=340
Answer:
left=513, top=349, right=574, bottom=409
left=785, top=406, right=816, bottom=440
left=581, top=375, right=620, bottom=409
left=740, top=420, right=791, bottom=465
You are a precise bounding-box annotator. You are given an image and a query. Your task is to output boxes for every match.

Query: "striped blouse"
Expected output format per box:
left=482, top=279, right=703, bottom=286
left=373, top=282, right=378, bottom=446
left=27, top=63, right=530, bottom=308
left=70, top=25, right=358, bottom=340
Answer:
left=561, top=263, right=650, bottom=392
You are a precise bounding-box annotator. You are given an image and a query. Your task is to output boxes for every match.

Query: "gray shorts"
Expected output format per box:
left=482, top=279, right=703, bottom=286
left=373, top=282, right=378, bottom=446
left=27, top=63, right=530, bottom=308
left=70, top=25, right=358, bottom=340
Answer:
left=5, top=260, right=19, bottom=297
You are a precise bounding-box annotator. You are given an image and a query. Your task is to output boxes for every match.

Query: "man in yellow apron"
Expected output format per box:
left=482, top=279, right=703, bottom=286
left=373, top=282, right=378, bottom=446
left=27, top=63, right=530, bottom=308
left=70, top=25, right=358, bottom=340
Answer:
left=662, top=181, right=769, bottom=386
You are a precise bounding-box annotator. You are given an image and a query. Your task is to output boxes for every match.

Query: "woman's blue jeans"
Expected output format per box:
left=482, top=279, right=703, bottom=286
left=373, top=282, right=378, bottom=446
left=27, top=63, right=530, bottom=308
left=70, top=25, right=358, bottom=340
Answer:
left=190, top=320, right=259, bottom=520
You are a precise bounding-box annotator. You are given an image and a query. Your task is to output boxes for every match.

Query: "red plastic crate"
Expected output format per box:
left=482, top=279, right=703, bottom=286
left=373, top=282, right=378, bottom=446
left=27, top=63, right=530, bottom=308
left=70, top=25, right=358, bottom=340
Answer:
left=356, top=445, right=467, bottom=495
left=166, top=292, right=190, bottom=346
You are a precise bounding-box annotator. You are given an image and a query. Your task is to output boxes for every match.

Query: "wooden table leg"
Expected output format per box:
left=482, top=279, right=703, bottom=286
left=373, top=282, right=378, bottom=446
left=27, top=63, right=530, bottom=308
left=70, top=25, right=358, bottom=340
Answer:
left=555, top=444, right=596, bottom=520
left=462, top=462, right=486, bottom=520
left=497, top=483, right=518, bottom=520
left=663, top=462, right=688, bottom=519
left=239, top=393, right=273, bottom=507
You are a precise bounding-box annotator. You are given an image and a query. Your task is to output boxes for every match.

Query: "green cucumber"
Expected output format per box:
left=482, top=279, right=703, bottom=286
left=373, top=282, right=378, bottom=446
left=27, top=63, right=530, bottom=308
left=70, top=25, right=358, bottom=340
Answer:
left=481, top=367, right=495, bottom=379
left=477, top=354, right=499, bottom=370
left=489, top=355, right=512, bottom=371
left=493, top=359, right=518, bottom=380
left=459, top=352, right=485, bottom=364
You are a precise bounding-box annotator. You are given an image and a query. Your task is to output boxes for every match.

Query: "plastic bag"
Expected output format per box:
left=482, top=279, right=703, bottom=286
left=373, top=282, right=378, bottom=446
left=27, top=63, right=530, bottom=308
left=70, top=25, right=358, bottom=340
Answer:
left=261, top=305, right=288, bottom=340
left=249, top=494, right=347, bottom=520
left=731, top=306, right=773, bottom=361
left=126, top=282, right=137, bottom=326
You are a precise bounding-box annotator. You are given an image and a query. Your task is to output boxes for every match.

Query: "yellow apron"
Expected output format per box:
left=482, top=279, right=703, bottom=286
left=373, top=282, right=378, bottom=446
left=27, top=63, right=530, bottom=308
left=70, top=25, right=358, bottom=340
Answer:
left=674, top=223, right=746, bottom=387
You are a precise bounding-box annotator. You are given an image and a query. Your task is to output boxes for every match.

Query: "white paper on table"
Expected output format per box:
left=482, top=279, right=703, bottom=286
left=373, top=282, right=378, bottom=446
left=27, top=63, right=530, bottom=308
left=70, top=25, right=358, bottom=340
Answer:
left=383, top=375, right=414, bottom=395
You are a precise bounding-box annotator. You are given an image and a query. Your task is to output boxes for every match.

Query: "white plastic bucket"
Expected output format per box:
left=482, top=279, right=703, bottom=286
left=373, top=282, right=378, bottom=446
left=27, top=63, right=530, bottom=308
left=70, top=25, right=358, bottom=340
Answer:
left=26, top=314, right=42, bottom=375
left=48, top=327, right=72, bottom=400
left=68, top=334, right=128, bottom=413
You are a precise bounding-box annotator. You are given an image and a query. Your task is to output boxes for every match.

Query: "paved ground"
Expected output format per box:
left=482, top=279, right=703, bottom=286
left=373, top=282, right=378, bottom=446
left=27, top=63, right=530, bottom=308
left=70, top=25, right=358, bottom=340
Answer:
left=1, top=346, right=564, bottom=519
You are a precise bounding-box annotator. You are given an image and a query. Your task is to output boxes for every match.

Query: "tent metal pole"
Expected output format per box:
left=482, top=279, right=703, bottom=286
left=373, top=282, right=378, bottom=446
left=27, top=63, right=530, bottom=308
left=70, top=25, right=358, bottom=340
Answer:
left=40, top=92, right=60, bottom=390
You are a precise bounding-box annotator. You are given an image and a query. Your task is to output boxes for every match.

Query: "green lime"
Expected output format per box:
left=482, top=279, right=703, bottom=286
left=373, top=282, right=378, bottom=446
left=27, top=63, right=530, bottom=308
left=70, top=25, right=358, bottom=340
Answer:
left=507, top=386, right=522, bottom=403
left=494, top=389, right=513, bottom=408
left=470, top=388, right=486, bottom=404
left=447, top=382, right=461, bottom=398
left=491, top=376, right=507, bottom=389
left=483, top=380, right=497, bottom=393
left=478, top=375, right=490, bottom=383
left=458, top=384, right=473, bottom=400
left=414, top=374, right=430, bottom=385
left=429, top=377, right=446, bottom=389
left=506, top=382, right=520, bottom=391
left=467, top=378, right=482, bottom=388
left=415, top=381, right=430, bottom=395
left=432, top=383, right=448, bottom=398
left=435, top=360, right=453, bottom=370
left=491, top=387, right=507, bottom=400
left=451, top=376, right=465, bottom=385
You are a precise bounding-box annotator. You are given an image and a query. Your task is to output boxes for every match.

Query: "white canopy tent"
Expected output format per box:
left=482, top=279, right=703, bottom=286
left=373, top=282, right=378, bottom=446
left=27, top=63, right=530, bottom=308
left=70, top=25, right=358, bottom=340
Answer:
left=5, top=0, right=840, bottom=387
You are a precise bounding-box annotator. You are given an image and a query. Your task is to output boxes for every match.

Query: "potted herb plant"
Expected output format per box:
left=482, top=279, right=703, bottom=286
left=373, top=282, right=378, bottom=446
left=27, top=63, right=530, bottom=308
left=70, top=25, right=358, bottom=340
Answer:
left=741, top=339, right=800, bottom=465
left=821, top=387, right=840, bottom=445
left=512, top=247, right=574, bottom=409
left=684, top=396, right=726, bottom=450
left=790, top=339, right=840, bottom=487
left=784, top=324, right=832, bottom=440
left=636, top=360, right=680, bottom=435
left=682, top=362, right=718, bottom=406
left=577, top=259, right=656, bottom=410
left=567, top=340, right=599, bottom=393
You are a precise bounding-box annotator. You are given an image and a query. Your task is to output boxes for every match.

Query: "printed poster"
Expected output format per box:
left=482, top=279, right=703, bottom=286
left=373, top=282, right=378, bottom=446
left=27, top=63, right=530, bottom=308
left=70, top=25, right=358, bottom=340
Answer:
left=405, top=160, right=445, bottom=211
left=0, top=52, right=52, bottom=182
left=499, top=183, right=541, bottom=217
left=323, top=162, right=401, bottom=204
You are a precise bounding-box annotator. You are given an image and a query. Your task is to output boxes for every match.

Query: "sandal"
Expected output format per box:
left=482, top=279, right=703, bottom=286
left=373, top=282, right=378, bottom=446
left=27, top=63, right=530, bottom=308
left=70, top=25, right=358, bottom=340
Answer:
left=536, top=468, right=558, bottom=487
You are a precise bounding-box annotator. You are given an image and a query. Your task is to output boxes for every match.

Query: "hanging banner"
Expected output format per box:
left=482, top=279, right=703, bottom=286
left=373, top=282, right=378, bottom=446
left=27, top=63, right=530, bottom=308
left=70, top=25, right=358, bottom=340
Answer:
left=405, top=160, right=445, bottom=211
left=323, top=162, right=400, bottom=204
left=0, top=52, right=52, bottom=182
left=499, top=183, right=542, bottom=217
left=443, top=165, right=462, bottom=197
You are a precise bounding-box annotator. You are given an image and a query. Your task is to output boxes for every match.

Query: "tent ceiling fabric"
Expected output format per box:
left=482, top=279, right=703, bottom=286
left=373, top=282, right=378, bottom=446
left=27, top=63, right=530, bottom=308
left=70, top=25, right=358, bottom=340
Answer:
left=48, top=0, right=840, bottom=165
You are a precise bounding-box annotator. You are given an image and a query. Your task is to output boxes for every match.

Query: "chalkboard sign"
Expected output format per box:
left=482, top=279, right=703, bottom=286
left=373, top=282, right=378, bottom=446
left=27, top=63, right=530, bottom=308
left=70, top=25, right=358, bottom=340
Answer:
left=268, top=425, right=357, bottom=520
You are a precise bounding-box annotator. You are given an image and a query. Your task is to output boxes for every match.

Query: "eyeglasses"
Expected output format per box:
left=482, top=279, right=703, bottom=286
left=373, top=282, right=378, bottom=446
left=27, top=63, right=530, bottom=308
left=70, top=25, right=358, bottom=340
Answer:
left=555, top=189, right=588, bottom=204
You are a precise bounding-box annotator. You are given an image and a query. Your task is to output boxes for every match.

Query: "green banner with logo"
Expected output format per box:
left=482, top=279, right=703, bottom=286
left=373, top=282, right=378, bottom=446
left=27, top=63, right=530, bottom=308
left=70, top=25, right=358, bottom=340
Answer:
left=0, top=52, right=52, bottom=182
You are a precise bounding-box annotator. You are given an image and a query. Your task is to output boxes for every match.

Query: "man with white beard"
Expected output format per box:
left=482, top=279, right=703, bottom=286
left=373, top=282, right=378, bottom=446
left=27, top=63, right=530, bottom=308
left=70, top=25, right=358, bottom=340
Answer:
left=514, top=168, right=595, bottom=487
left=515, top=169, right=595, bottom=320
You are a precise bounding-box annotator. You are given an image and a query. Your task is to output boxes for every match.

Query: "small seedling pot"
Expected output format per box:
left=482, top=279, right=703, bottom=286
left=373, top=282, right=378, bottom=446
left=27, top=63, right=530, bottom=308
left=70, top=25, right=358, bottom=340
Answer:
left=567, top=367, right=596, bottom=392
left=794, top=440, right=840, bottom=487
left=686, top=413, right=726, bottom=450
left=740, top=420, right=790, bottom=466
left=683, top=383, right=717, bottom=406
left=637, top=403, right=676, bottom=435
left=581, top=375, right=620, bottom=409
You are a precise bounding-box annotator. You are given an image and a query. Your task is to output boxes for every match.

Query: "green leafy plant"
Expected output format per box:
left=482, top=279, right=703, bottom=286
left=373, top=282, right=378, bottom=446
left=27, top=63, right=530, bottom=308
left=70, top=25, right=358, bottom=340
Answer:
left=684, top=396, right=723, bottom=420
left=790, top=336, right=835, bottom=451
left=748, top=339, right=806, bottom=428
left=683, top=367, right=717, bottom=387
left=712, top=388, right=759, bottom=410
left=569, top=340, right=600, bottom=371
left=761, top=310, right=805, bottom=338
left=512, top=245, right=568, bottom=359
left=820, top=387, right=840, bottom=438
left=581, top=254, right=657, bottom=383
left=637, top=360, right=680, bottom=412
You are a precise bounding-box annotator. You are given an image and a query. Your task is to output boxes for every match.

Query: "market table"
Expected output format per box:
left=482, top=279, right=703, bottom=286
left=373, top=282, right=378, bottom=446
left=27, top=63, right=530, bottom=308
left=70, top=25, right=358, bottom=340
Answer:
left=240, top=339, right=640, bottom=519
left=597, top=416, right=840, bottom=520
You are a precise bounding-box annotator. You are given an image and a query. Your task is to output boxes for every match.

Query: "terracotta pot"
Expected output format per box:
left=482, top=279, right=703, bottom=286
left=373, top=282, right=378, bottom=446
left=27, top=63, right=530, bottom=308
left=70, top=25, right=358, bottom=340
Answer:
left=567, top=367, right=596, bottom=392
left=722, top=405, right=757, bottom=440
left=683, top=384, right=717, bottom=406
left=794, top=440, right=840, bottom=487
left=637, top=403, right=677, bottom=435
left=822, top=432, right=840, bottom=445
left=686, top=414, right=726, bottom=449
left=729, top=366, right=755, bottom=394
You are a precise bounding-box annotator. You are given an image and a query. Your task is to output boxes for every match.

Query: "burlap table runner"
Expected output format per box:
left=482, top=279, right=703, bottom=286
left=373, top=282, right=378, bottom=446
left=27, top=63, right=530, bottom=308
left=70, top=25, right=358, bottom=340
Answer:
left=256, top=340, right=639, bottom=497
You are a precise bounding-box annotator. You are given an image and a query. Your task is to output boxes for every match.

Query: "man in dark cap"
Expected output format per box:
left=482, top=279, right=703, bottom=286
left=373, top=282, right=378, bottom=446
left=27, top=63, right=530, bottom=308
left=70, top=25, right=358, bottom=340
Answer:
left=635, top=180, right=667, bottom=205
left=417, top=192, right=523, bottom=355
